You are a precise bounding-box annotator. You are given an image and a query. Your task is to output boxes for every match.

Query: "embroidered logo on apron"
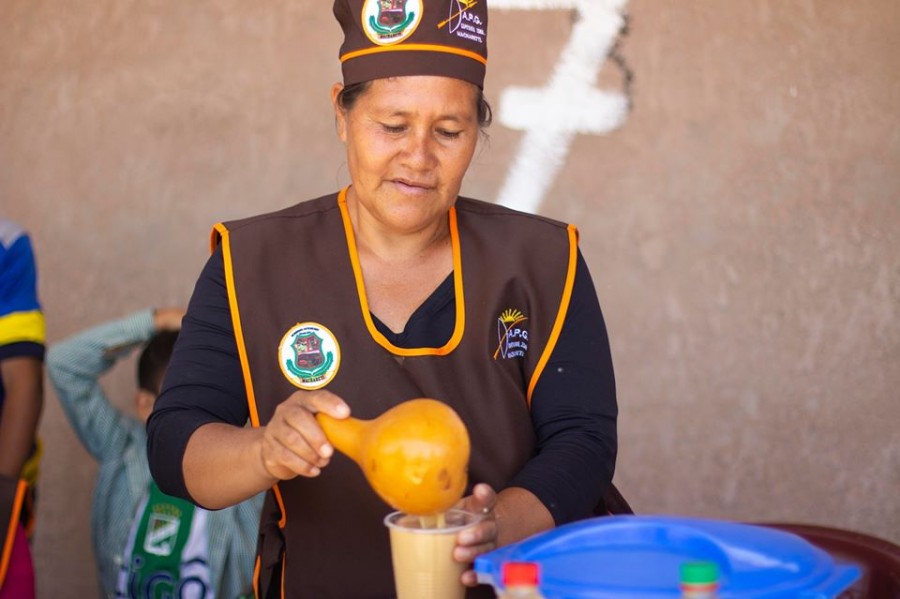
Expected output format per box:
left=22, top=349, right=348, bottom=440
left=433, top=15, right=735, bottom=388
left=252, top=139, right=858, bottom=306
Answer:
left=494, top=308, right=529, bottom=360
left=279, top=322, right=341, bottom=390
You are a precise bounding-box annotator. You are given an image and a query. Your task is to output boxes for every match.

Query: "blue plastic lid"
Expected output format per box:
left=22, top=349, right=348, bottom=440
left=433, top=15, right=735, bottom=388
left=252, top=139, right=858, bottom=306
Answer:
left=474, top=515, right=860, bottom=598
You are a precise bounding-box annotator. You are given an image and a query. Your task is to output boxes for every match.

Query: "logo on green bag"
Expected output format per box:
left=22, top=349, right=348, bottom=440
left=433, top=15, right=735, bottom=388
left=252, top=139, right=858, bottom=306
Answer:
left=279, top=322, right=341, bottom=390
left=144, top=509, right=182, bottom=556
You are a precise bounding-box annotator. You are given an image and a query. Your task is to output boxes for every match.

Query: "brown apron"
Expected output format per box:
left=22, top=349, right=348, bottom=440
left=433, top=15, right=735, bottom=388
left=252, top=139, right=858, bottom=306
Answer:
left=214, top=189, right=577, bottom=598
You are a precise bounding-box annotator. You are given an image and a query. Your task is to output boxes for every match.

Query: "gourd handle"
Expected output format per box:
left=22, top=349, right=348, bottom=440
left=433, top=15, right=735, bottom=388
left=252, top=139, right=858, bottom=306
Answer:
left=316, top=412, right=368, bottom=463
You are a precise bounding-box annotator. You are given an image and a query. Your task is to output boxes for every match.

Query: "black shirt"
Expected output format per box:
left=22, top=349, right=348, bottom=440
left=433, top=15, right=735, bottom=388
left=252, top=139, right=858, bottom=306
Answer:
left=149, top=246, right=617, bottom=525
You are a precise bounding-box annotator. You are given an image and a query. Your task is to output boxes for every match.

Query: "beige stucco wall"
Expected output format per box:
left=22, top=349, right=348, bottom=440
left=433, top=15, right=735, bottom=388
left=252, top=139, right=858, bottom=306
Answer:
left=2, top=1, right=897, bottom=597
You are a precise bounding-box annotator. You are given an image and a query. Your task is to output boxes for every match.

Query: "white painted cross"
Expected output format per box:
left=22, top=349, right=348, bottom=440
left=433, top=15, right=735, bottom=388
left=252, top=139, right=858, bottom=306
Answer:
left=490, top=0, right=630, bottom=214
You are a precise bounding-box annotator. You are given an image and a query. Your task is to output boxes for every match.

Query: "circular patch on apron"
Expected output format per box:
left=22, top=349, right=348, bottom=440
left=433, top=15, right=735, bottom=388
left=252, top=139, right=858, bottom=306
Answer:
left=278, top=322, right=341, bottom=390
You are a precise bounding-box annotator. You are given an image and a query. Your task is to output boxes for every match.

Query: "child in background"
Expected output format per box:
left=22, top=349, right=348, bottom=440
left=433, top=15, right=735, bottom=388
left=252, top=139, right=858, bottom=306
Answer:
left=47, top=308, right=262, bottom=598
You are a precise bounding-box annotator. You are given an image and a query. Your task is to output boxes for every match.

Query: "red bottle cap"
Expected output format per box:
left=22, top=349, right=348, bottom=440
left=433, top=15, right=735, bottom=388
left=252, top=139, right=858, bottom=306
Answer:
left=502, top=561, right=540, bottom=586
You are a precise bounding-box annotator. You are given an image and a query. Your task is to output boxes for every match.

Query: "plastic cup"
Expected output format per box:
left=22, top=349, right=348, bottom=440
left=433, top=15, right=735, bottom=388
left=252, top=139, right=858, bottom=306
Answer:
left=384, top=509, right=482, bottom=599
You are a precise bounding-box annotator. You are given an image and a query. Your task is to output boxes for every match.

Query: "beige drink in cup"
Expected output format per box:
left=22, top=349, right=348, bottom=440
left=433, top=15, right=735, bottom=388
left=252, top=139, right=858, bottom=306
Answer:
left=384, top=509, right=482, bottom=599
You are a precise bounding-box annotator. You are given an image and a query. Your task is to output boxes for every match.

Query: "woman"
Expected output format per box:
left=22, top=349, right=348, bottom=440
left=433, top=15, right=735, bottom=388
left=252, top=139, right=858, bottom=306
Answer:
left=148, top=1, right=617, bottom=597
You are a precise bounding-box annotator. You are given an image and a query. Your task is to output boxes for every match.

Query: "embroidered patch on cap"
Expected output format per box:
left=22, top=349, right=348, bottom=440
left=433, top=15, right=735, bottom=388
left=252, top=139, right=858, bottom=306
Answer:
left=493, top=308, right=529, bottom=360
left=279, top=322, right=341, bottom=390
left=362, top=0, right=424, bottom=46
left=439, top=0, right=485, bottom=46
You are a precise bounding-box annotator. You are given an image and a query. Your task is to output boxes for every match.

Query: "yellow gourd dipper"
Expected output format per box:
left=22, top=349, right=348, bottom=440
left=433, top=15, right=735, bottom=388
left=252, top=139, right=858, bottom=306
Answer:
left=316, top=398, right=470, bottom=516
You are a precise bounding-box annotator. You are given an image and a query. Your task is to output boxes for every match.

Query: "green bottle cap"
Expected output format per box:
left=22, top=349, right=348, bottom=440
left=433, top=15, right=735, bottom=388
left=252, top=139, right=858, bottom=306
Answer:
left=680, top=561, right=719, bottom=585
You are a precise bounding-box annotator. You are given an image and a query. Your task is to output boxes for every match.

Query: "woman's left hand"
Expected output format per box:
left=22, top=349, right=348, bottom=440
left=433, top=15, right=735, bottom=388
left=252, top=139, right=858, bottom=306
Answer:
left=452, top=484, right=556, bottom=587
left=453, top=482, right=499, bottom=587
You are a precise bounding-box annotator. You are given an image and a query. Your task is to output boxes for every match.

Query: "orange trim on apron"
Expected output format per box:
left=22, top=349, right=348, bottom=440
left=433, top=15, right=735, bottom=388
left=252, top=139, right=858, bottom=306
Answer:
left=215, top=223, right=262, bottom=428
left=526, top=224, right=579, bottom=406
left=337, top=187, right=465, bottom=357
left=217, top=223, right=290, bottom=598
left=272, top=484, right=287, bottom=529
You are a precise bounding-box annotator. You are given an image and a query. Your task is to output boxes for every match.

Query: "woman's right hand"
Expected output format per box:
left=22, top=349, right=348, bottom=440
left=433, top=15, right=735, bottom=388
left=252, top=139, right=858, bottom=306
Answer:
left=260, top=389, right=350, bottom=481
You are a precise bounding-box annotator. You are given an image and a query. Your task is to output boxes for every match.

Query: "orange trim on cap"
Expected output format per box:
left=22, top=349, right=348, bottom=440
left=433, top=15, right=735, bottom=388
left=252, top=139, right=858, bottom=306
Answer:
left=341, top=43, right=487, bottom=66
left=526, top=224, right=579, bottom=407
left=213, top=223, right=262, bottom=429
left=337, top=187, right=464, bottom=356
left=0, top=480, right=26, bottom=588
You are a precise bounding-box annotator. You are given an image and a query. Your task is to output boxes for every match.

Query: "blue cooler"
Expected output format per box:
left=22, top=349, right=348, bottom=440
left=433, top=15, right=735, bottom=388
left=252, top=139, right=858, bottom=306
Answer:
left=474, top=515, right=860, bottom=598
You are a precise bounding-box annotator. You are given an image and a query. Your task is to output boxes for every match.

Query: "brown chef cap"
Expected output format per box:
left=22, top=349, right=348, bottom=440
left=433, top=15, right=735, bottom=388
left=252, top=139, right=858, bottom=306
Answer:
left=334, top=0, right=488, bottom=88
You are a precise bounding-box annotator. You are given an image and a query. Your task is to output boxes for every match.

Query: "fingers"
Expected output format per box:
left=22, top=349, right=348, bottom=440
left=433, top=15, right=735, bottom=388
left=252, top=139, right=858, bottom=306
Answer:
left=261, top=431, right=324, bottom=480
left=461, top=569, right=482, bottom=588
left=455, top=483, right=500, bottom=587
left=472, top=482, right=497, bottom=514
left=455, top=517, right=498, bottom=587
left=456, top=482, right=498, bottom=515
left=263, top=407, right=330, bottom=474
left=260, top=389, right=350, bottom=480
left=299, top=388, right=351, bottom=420
left=454, top=518, right=497, bottom=562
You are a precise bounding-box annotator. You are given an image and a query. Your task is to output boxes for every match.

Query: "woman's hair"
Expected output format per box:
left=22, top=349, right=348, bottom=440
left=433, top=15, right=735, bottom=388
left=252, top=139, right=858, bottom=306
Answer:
left=137, top=330, right=179, bottom=395
left=337, top=80, right=493, bottom=129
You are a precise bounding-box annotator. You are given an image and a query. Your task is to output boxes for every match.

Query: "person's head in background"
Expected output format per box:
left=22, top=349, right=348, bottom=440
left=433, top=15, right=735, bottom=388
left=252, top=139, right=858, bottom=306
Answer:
left=135, top=330, right=178, bottom=423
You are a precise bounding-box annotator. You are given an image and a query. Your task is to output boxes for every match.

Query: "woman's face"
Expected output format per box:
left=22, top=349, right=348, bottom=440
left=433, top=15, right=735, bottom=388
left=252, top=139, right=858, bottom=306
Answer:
left=333, top=76, right=480, bottom=236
